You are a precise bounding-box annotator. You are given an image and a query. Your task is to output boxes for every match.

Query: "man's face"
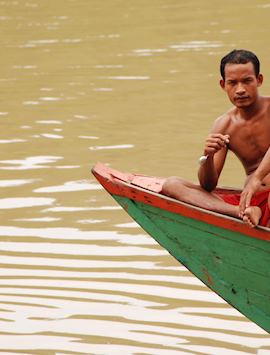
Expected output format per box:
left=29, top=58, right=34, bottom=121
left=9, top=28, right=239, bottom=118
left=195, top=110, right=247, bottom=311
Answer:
left=220, top=62, right=263, bottom=108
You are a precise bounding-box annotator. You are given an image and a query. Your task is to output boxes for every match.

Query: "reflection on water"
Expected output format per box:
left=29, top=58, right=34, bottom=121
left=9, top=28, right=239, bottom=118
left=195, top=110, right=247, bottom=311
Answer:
left=0, top=223, right=269, bottom=354
left=0, top=156, right=63, bottom=170
left=0, top=197, right=55, bottom=209
left=1, top=230, right=270, bottom=355
left=1, top=0, right=270, bottom=354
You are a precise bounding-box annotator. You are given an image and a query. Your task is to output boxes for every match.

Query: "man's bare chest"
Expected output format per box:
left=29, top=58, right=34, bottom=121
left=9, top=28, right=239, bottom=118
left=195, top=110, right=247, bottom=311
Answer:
left=228, top=121, right=270, bottom=167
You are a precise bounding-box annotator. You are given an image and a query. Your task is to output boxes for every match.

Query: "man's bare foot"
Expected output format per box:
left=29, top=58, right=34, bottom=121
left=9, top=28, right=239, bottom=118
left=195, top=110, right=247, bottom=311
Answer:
left=243, top=206, right=262, bottom=228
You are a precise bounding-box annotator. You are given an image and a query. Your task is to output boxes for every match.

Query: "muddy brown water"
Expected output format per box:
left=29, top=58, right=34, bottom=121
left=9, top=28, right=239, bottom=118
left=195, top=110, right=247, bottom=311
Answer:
left=1, top=1, right=270, bottom=354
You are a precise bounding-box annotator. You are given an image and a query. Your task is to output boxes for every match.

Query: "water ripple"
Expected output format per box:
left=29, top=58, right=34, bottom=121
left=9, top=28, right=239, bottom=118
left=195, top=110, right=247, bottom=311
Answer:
left=0, top=198, right=55, bottom=209
left=0, top=156, right=63, bottom=170
left=34, top=180, right=102, bottom=193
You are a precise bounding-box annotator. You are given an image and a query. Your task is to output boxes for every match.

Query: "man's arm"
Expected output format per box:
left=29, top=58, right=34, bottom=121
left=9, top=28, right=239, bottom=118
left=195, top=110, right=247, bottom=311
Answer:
left=239, top=146, right=270, bottom=215
left=198, top=133, right=230, bottom=191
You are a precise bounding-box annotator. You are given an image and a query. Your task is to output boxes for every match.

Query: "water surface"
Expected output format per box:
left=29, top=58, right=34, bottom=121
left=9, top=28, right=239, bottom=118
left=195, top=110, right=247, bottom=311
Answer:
left=1, top=1, right=270, bottom=354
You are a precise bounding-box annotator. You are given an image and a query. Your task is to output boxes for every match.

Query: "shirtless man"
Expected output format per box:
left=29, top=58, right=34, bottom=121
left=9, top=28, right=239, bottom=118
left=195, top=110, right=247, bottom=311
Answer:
left=162, top=49, right=270, bottom=228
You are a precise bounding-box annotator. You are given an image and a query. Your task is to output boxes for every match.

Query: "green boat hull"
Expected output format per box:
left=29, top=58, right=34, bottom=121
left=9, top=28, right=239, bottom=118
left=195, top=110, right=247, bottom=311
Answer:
left=113, top=195, right=270, bottom=333
left=92, top=163, right=270, bottom=333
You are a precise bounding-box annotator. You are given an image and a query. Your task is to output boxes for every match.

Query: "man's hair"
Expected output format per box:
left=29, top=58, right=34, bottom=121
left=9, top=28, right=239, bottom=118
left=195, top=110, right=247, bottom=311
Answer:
left=220, top=49, right=260, bottom=80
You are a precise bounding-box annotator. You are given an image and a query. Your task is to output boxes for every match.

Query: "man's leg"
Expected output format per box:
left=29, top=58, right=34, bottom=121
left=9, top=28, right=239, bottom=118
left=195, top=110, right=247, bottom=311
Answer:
left=162, top=177, right=239, bottom=217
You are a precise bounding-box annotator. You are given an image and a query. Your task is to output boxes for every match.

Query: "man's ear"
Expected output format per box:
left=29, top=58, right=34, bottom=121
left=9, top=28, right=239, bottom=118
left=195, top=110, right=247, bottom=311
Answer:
left=257, top=73, right=263, bottom=87
left=220, top=79, right=225, bottom=89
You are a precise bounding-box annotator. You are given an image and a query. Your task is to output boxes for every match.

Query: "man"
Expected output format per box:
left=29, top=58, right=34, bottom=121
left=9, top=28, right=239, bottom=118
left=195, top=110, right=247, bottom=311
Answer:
left=162, top=49, right=270, bottom=228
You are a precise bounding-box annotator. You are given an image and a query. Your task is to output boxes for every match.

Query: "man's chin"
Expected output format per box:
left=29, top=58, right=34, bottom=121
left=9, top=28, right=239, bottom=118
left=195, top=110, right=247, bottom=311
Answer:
left=234, top=99, right=252, bottom=108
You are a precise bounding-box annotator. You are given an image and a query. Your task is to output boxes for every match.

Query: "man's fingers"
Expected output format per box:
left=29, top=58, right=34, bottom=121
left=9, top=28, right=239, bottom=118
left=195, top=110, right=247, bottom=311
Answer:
left=210, top=133, right=230, bottom=144
left=245, top=193, right=252, bottom=208
left=239, top=192, right=247, bottom=216
left=206, top=137, right=229, bottom=152
left=207, top=142, right=223, bottom=150
left=239, top=191, right=252, bottom=218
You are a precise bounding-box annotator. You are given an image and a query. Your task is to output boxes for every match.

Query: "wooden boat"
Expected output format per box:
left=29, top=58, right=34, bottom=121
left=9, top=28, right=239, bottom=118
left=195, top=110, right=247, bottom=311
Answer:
left=92, top=162, right=270, bottom=333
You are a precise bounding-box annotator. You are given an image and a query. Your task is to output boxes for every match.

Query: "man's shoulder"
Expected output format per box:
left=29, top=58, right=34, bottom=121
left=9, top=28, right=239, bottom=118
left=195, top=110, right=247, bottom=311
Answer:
left=213, top=108, right=235, bottom=127
left=210, top=105, right=241, bottom=133
left=262, top=95, right=270, bottom=101
left=261, top=96, right=270, bottom=106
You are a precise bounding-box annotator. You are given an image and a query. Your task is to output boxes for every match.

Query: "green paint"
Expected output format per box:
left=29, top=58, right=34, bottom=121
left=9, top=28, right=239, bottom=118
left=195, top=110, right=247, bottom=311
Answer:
left=113, top=194, right=270, bottom=333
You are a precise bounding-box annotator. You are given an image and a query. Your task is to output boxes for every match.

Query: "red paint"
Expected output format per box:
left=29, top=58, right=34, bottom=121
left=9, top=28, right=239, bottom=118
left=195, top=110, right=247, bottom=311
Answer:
left=203, top=268, right=213, bottom=286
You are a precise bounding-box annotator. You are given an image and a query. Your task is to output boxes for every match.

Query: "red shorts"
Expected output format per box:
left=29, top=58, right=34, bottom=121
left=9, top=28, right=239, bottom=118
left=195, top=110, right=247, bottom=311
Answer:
left=218, top=190, right=270, bottom=226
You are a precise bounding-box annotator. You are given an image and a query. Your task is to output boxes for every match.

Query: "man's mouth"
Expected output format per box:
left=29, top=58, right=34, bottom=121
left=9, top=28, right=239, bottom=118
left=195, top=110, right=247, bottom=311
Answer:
left=235, top=96, right=249, bottom=101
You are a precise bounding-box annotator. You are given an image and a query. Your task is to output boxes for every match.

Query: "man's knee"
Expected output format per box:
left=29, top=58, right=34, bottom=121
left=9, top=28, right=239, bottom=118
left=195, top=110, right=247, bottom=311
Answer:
left=161, top=176, right=185, bottom=197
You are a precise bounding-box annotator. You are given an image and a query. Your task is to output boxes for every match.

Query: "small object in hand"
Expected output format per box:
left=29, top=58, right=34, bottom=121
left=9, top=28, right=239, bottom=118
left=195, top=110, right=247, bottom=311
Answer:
left=224, top=135, right=230, bottom=144
left=199, top=155, right=209, bottom=165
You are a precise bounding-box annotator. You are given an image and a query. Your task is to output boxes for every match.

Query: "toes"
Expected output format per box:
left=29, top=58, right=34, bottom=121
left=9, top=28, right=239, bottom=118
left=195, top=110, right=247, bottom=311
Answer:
left=243, top=215, right=255, bottom=228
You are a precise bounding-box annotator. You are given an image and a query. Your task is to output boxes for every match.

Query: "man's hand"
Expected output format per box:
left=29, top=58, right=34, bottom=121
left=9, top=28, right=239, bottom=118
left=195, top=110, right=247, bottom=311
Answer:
left=204, top=134, right=230, bottom=156
left=239, top=176, right=261, bottom=217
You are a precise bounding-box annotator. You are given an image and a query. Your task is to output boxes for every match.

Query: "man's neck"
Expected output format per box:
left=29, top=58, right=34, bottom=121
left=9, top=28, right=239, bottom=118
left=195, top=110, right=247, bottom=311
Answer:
left=237, top=96, right=263, bottom=121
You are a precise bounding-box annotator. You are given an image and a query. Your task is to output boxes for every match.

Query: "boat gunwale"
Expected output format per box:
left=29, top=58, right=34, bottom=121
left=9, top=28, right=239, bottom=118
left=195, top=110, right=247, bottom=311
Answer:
left=92, top=163, right=270, bottom=242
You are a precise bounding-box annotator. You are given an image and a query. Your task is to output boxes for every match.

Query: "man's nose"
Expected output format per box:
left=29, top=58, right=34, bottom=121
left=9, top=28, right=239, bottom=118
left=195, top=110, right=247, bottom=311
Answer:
left=236, top=83, right=246, bottom=95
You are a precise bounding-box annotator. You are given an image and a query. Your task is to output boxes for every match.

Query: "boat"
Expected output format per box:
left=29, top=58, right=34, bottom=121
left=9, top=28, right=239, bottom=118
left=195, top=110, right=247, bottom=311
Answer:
left=92, top=162, right=270, bottom=333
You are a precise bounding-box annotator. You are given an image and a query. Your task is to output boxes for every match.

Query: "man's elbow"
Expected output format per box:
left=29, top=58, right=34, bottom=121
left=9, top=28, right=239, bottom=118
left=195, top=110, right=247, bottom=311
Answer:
left=204, top=184, right=216, bottom=192
left=199, top=180, right=217, bottom=192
